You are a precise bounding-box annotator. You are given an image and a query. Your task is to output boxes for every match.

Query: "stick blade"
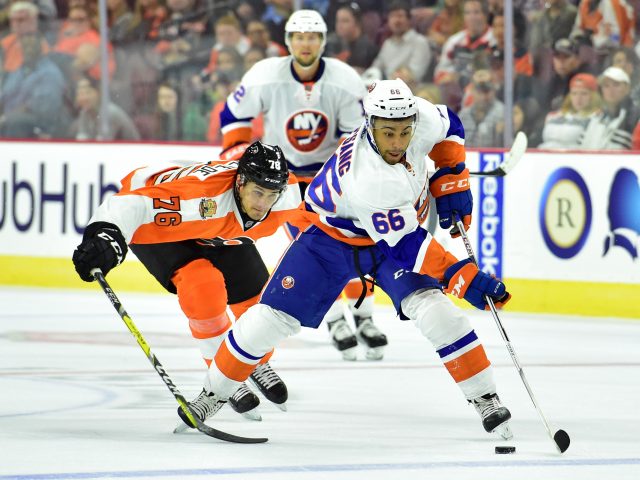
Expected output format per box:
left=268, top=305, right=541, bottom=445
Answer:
left=554, top=429, right=570, bottom=453
left=501, top=131, right=528, bottom=174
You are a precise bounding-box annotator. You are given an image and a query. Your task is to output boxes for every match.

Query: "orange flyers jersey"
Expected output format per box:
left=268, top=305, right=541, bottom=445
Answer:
left=89, top=160, right=302, bottom=246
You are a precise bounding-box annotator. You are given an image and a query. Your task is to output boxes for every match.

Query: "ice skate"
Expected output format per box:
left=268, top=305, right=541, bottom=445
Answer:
left=327, top=317, right=358, bottom=361
left=354, top=316, right=388, bottom=360
left=471, top=393, right=513, bottom=440
left=249, top=362, right=288, bottom=411
left=177, top=388, right=226, bottom=429
left=228, top=382, right=262, bottom=421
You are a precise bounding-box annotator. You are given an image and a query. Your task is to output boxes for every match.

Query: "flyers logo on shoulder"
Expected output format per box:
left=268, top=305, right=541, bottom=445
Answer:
left=199, top=198, right=217, bottom=219
left=286, top=109, right=329, bottom=152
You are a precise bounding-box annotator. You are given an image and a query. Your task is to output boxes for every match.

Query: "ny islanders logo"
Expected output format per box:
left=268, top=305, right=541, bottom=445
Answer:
left=603, top=168, right=640, bottom=260
left=286, top=110, right=328, bottom=152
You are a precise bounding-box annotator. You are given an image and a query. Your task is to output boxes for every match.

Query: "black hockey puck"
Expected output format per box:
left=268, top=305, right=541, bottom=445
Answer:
left=495, top=446, right=516, bottom=454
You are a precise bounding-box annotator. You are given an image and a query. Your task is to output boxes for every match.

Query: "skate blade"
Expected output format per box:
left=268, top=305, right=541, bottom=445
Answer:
left=365, top=346, right=385, bottom=361
left=494, top=422, right=514, bottom=440
left=240, top=408, right=262, bottom=421
left=340, top=346, right=358, bottom=361
left=274, top=402, right=287, bottom=412
left=173, top=421, right=190, bottom=434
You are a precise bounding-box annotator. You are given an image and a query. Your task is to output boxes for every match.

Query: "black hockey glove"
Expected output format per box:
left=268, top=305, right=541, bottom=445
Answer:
left=72, top=222, right=128, bottom=282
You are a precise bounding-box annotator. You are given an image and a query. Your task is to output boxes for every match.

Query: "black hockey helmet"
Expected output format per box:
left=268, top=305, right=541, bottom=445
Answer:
left=236, top=141, right=289, bottom=192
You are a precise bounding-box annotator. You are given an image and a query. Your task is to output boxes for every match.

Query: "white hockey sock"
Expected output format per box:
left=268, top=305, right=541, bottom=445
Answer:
left=347, top=293, right=374, bottom=318
left=206, top=304, right=301, bottom=398
left=401, top=288, right=496, bottom=399
left=323, top=299, right=346, bottom=323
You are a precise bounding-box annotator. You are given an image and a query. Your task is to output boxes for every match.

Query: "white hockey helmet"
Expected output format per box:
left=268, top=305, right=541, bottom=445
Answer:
left=284, top=9, right=327, bottom=52
left=364, top=78, right=418, bottom=137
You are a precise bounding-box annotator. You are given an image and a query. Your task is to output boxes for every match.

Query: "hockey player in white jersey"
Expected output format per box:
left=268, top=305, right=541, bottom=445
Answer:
left=178, top=79, right=515, bottom=441
left=220, top=9, right=388, bottom=361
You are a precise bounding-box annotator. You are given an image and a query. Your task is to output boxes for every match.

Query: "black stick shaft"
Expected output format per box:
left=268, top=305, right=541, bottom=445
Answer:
left=452, top=218, right=569, bottom=453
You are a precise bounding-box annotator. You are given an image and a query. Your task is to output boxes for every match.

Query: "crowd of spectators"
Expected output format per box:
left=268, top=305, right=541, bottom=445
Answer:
left=0, top=0, right=639, bottom=149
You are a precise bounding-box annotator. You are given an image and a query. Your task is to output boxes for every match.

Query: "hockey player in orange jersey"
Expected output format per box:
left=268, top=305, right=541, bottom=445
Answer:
left=72, top=141, right=302, bottom=420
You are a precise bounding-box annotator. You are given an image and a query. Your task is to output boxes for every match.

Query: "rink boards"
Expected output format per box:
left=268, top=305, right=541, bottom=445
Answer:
left=0, top=140, right=638, bottom=318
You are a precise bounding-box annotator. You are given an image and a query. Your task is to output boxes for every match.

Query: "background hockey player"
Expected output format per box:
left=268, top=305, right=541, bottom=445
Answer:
left=178, top=79, right=515, bottom=441
left=72, top=141, right=301, bottom=421
left=219, top=9, right=388, bottom=361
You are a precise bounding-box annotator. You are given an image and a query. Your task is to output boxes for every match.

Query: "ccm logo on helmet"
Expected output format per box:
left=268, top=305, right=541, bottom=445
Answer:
left=286, top=110, right=328, bottom=152
left=439, top=178, right=469, bottom=192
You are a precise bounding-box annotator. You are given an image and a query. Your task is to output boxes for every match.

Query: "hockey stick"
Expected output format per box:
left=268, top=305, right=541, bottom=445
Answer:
left=469, top=131, right=528, bottom=177
left=90, top=268, right=268, bottom=444
left=451, top=216, right=570, bottom=454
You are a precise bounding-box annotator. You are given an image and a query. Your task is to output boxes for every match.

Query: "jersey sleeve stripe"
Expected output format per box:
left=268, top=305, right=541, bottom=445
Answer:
left=444, top=106, right=465, bottom=140
left=312, top=221, right=375, bottom=246
left=220, top=102, right=253, bottom=130
left=324, top=216, right=369, bottom=237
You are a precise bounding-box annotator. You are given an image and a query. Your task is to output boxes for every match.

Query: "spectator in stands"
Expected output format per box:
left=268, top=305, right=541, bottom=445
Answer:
left=149, top=82, right=204, bottom=141
left=194, top=14, right=248, bottom=92
left=580, top=66, right=640, bottom=150
left=246, top=19, right=287, bottom=57
left=570, top=0, right=635, bottom=55
left=244, top=45, right=266, bottom=71
left=261, top=0, right=293, bottom=47
left=391, top=65, right=419, bottom=93
left=326, top=2, right=377, bottom=73
left=489, top=9, right=534, bottom=101
left=539, top=73, right=602, bottom=148
left=535, top=37, right=596, bottom=115
left=155, top=0, right=212, bottom=71
left=0, top=33, right=68, bottom=139
left=234, top=1, right=264, bottom=26
left=0, top=2, right=49, bottom=73
left=415, top=82, right=442, bottom=104
left=371, top=0, right=432, bottom=81
left=128, top=0, right=168, bottom=42
left=528, top=0, right=577, bottom=60
left=427, top=0, right=464, bottom=53
left=106, top=0, right=135, bottom=45
left=1, top=0, right=58, bottom=44
left=70, top=76, right=141, bottom=141
left=151, top=81, right=182, bottom=141
left=458, top=68, right=504, bottom=147
left=410, top=0, right=439, bottom=36
left=434, top=0, right=495, bottom=110
left=54, top=5, right=116, bottom=80
left=608, top=46, right=640, bottom=106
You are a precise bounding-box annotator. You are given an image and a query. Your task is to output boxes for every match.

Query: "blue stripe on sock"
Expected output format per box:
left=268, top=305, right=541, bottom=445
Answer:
left=436, top=330, right=478, bottom=359
left=227, top=330, right=262, bottom=361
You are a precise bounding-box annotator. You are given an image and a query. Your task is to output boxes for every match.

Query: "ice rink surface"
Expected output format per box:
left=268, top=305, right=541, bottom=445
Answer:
left=1, top=286, right=639, bottom=480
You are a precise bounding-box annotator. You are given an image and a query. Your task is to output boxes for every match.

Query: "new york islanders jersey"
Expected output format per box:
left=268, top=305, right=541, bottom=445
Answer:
left=304, top=97, right=466, bottom=280
left=89, top=160, right=302, bottom=246
left=220, top=57, right=366, bottom=177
